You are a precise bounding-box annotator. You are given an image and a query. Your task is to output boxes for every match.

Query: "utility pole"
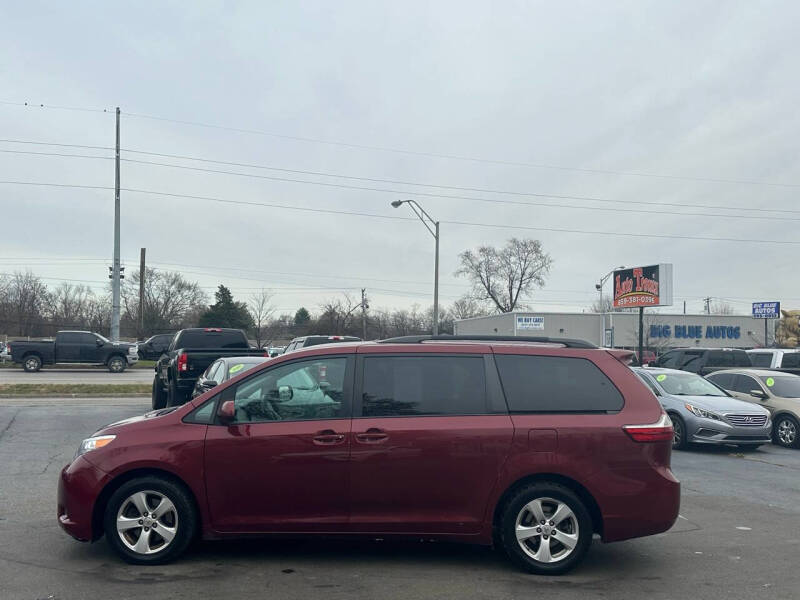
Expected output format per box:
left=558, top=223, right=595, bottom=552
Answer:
left=139, top=248, right=146, bottom=337
left=704, top=297, right=712, bottom=315
left=683, top=300, right=686, bottom=315
left=110, top=107, right=121, bottom=341
left=361, top=288, right=368, bottom=340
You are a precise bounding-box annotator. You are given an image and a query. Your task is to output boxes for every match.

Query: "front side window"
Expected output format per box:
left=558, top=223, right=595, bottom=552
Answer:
left=731, top=375, right=761, bottom=394
left=495, top=355, right=623, bottom=413
left=780, top=353, right=800, bottom=368
left=230, top=357, right=348, bottom=423
left=656, top=351, right=681, bottom=368
left=707, top=372, right=735, bottom=390
left=749, top=353, right=773, bottom=368
left=760, top=375, right=800, bottom=398
left=361, top=355, right=487, bottom=417
left=679, top=351, right=704, bottom=371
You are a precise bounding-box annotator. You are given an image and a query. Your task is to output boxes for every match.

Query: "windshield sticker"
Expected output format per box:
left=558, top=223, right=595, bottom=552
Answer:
left=656, top=374, right=667, bottom=382
left=229, top=363, right=245, bottom=375
left=766, top=377, right=775, bottom=387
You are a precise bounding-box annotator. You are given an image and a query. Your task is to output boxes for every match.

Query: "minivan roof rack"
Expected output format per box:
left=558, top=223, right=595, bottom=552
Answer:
left=377, top=335, right=597, bottom=349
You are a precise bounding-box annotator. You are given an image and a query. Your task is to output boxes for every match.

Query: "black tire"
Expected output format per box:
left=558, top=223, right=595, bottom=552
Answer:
left=22, top=354, right=42, bottom=373
left=167, top=378, right=187, bottom=407
left=107, top=355, right=127, bottom=373
left=152, top=377, right=167, bottom=410
left=103, top=475, right=197, bottom=565
left=773, top=415, right=800, bottom=449
left=499, top=482, right=592, bottom=575
left=670, top=413, right=688, bottom=450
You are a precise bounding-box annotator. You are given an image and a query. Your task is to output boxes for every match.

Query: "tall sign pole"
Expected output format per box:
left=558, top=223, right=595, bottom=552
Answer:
left=110, top=107, right=121, bottom=341
left=139, top=247, right=146, bottom=337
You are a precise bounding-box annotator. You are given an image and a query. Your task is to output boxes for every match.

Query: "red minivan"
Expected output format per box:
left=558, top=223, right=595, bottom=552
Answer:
left=58, top=336, right=679, bottom=575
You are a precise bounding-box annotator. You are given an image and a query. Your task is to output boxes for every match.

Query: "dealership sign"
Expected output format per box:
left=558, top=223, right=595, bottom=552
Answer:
left=752, top=302, right=780, bottom=319
left=516, top=316, right=544, bottom=330
left=613, top=264, right=673, bottom=308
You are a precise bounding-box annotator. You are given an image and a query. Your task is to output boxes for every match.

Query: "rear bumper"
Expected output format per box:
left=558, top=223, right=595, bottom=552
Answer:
left=592, top=465, right=681, bottom=543
left=57, top=455, right=110, bottom=542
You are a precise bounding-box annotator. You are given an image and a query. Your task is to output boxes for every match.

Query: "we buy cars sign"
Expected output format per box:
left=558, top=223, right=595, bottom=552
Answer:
left=613, top=264, right=673, bottom=308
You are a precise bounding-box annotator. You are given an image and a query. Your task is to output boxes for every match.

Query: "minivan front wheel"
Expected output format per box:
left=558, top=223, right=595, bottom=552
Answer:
left=500, top=483, right=592, bottom=575
left=103, top=476, right=196, bottom=564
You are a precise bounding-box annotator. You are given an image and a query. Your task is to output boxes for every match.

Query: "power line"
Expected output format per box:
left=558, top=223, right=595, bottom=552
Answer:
left=2, top=179, right=800, bottom=246
left=2, top=101, right=797, bottom=188
left=4, top=138, right=799, bottom=219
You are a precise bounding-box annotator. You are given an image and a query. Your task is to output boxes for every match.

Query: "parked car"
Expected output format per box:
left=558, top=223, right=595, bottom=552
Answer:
left=282, top=335, right=361, bottom=354
left=153, top=327, right=266, bottom=409
left=58, top=334, right=679, bottom=574
left=634, top=350, right=656, bottom=366
left=9, top=331, right=138, bottom=373
left=746, top=348, right=800, bottom=374
left=137, top=333, right=175, bottom=361
left=191, top=356, right=270, bottom=398
left=705, top=369, right=800, bottom=449
left=262, top=345, right=286, bottom=358
left=650, top=347, right=751, bottom=375
left=633, top=367, right=771, bottom=450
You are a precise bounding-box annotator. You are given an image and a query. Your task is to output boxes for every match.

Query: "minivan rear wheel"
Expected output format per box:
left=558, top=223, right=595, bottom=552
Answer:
left=103, top=476, right=196, bottom=564
left=499, top=482, right=592, bottom=575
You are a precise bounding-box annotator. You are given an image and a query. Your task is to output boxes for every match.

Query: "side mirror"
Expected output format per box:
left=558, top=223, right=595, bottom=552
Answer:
left=218, top=400, right=236, bottom=424
left=750, top=389, right=768, bottom=400
left=96, top=339, right=104, bottom=347
left=205, top=380, right=218, bottom=389
left=278, top=385, right=293, bottom=401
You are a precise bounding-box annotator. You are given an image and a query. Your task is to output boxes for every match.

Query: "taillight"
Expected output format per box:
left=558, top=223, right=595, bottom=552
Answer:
left=178, top=353, right=188, bottom=372
left=623, top=413, right=673, bottom=442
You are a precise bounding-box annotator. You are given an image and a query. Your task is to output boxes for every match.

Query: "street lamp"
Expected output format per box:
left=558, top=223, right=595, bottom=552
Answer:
left=596, top=266, right=625, bottom=347
left=391, top=199, right=440, bottom=335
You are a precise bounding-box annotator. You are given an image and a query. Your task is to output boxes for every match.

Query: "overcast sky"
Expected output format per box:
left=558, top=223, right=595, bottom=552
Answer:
left=2, top=1, right=799, bottom=317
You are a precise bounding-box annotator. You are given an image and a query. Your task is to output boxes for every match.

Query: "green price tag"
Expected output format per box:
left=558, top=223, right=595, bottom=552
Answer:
left=766, top=377, right=775, bottom=387
left=229, top=363, right=245, bottom=375
left=656, top=374, right=667, bottom=382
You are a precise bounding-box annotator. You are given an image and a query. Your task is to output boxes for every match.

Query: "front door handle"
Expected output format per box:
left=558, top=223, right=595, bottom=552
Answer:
left=313, top=429, right=346, bottom=445
left=355, top=428, right=388, bottom=443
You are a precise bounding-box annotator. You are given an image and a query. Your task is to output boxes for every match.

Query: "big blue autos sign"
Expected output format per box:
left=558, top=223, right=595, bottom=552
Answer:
left=650, top=324, right=741, bottom=340
left=752, top=302, right=780, bottom=319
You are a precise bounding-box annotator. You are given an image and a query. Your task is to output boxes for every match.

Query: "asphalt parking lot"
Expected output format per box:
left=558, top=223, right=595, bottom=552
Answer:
left=0, top=368, right=154, bottom=385
left=1, top=398, right=798, bottom=600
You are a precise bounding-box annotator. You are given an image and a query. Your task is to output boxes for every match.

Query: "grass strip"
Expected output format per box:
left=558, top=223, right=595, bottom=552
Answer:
left=0, top=383, right=151, bottom=397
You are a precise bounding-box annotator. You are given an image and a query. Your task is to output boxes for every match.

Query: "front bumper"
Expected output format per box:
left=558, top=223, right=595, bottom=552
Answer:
left=57, top=455, right=110, bottom=542
left=686, top=417, right=772, bottom=445
left=126, top=352, right=139, bottom=365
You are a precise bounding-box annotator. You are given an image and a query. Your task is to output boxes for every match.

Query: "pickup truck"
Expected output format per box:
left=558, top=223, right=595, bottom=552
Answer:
left=153, top=327, right=266, bottom=409
left=9, top=330, right=139, bottom=372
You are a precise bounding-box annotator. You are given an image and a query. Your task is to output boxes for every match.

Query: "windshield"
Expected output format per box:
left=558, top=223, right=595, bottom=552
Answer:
left=761, top=375, right=800, bottom=398
left=653, top=372, right=727, bottom=396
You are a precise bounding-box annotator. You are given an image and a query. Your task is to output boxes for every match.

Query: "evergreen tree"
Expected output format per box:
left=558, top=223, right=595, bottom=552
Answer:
left=294, top=307, right=311, bottom=327
left=198, top=285, right=254, bottom=330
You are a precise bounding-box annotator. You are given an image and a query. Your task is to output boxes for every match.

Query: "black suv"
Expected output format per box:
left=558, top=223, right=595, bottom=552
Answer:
left=283, top=335, right=361, bottom=354
left=651, top=347, right=752, bottom=375
left=137, top=333, right=175, bottom=361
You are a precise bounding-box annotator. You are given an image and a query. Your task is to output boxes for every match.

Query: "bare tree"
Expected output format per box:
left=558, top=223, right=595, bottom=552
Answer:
left=248, top=289, right=275, bottom=348
left=121, top=268, right=207, bottom=335
left=709, top=300, right=736, bottom=315
left=455, top=238, right=552, bottom=313
left=449, top=295, right=490, bottom=320
left=317, top=294, right=360, bottom=334
left=48, top=283, right=95, bottom=328
left=6, top=271, right=49, bottom=336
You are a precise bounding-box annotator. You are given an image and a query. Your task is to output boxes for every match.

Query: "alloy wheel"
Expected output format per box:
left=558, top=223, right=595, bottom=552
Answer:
left=514, top=497, right=580, bottom=563
left=109, top=358, right=125, bottom=372
left=777, top=418, right=797, bottom=447
left=116, top=490, right=179, bottom=555
left=673, top=419, right=683, bottom=448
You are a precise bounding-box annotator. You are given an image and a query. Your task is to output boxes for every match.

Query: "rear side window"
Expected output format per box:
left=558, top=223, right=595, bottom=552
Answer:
left=361, top=355, right=487, bottom=417
left=174, top=330, right=248, bottom=349
left=657, top=351, right=682, bottom=368
left=749, top=353, right=773, bottom=368
left=495, top=355, right=623, bottom=413
left=707, top=350, right=751, bottom=367
left=781, top=353, right=800, bottom=368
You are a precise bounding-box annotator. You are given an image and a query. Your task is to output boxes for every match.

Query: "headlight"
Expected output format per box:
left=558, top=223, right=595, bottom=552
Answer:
left=75, top=435, right=116, bottom=459
left=685, top=404, right=722, bottom=420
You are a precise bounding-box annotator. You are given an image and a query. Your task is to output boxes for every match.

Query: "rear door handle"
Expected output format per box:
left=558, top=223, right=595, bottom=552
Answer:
left=355, top=428, right=388, bottom=443
left=313, top=429, right=346, bottom=445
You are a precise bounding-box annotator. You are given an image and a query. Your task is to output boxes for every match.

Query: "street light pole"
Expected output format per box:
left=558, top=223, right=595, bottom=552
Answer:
left=391, top=200, right=440, bottom=335
left=596, top=266, right=625, bottom=347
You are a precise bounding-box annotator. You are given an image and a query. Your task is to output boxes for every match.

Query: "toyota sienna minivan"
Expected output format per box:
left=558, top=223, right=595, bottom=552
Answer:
left=58, top=335, right=679, bottom=575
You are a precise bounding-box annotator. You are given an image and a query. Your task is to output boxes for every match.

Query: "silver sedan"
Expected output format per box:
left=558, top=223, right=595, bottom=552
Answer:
left=632, top=367, right=772, bottom=450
